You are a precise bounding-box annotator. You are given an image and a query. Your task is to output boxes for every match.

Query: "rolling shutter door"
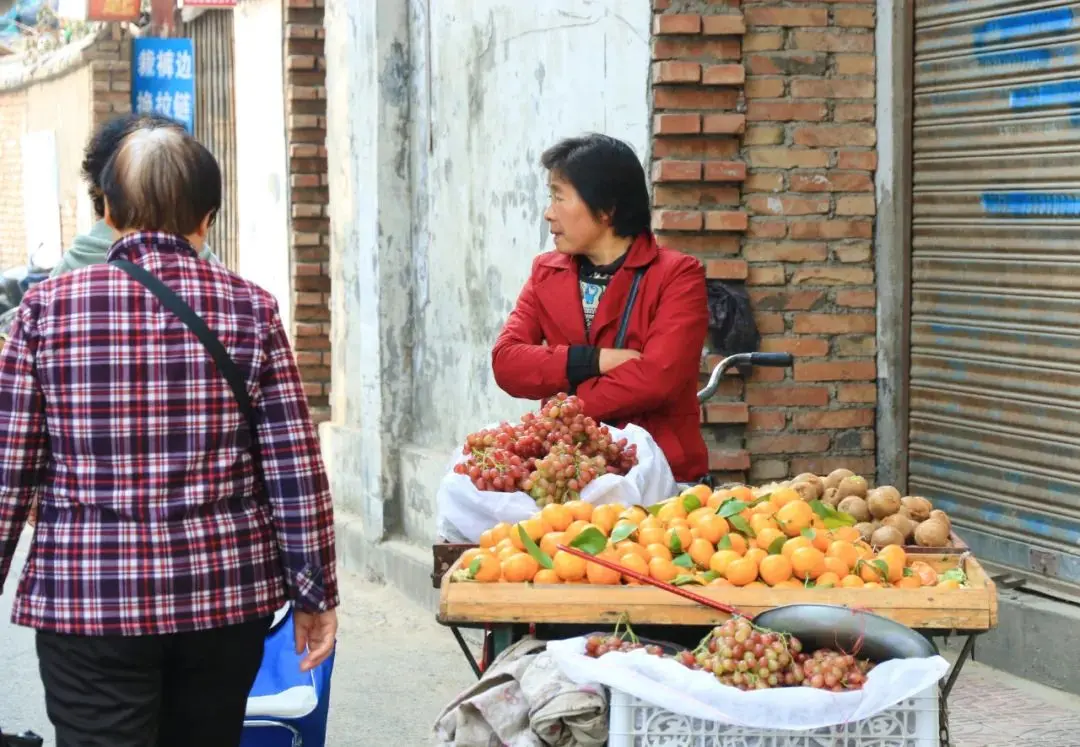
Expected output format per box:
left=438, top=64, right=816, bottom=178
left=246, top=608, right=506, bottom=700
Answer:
left=911, top=1, right=1080, bottom=597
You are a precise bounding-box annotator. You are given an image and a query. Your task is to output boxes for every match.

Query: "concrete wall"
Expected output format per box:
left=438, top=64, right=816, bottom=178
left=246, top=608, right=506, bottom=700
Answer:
left=324, top=0, right=651, bottom=588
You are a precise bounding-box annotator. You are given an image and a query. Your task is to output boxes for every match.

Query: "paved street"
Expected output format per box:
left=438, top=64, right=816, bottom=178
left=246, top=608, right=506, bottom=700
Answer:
left=3, top=528, right=1080, bottom=746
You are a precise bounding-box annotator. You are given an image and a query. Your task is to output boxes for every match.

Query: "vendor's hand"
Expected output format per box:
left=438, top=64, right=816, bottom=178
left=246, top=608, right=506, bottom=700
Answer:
left=27, top=498, right=37, bottom=527
left=294, top=608, right=338, bottom=672
left=599, top=348, right=642, bottom=374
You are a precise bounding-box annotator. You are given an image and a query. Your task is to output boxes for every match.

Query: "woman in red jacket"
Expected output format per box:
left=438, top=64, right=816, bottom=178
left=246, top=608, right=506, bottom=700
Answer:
left=492, top=134, right=710, bottom=484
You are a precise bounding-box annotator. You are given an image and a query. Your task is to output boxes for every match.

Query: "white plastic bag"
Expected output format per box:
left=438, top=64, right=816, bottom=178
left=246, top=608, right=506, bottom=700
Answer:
left=547, top=636, right=949, bottom=731
left=436, top=422, right=677, bottom=543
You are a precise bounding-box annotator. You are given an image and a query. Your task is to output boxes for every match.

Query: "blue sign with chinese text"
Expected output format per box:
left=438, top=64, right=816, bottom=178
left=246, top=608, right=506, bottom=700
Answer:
left=131, top=38, right=196, bottom=133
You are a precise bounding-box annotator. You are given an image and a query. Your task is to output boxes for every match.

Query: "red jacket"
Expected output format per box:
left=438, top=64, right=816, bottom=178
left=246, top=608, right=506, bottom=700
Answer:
left=492, top=233, right=709, bottom=482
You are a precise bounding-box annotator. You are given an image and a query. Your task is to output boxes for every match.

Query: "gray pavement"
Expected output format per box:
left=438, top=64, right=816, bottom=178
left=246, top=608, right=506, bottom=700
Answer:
left=4, top=527, right=1080, bottom=746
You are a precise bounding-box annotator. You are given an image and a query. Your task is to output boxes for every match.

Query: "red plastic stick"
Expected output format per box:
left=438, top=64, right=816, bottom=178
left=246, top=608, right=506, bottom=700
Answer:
left=555, top=543, right=747, bottom=617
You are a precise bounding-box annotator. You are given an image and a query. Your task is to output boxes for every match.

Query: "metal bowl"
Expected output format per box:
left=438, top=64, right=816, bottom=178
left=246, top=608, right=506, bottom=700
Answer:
left=752, top=604, right=938, bottom=662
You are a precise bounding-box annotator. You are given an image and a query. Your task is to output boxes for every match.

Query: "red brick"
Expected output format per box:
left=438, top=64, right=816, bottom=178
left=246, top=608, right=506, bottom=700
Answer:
left=835, top=335, right=876, bottom=356
left=746, top=195, right=830, bottom=216
left=835, top=103, right=876, bottom=122
left=791, top=267, right=875, bottom=285
left=836, top=195, right=877, bottom=215
left=835, top=8, right=875, bottom=27
left=655, top=88, right=739, bottom=110
left=747, top=220, right=787, bottom=238
left=710, top=449, right=752, bottom=471
left=791, top=79, right=874, bottom=99
left=790, top=172, right=874, bottom=192
left=705, top=259, right=749, bottom=279
left=750, top=367, right=787, bottom=383
left=702, top=64, right=746, bottom=85
left=652, top=209, right=703, bottom=231
left=747, top=148, right=829, bottom=169
left=654, top=184, right=739, bottom=207
left=838, top=383, right=877, bottom=403
left=794, top=360, right=877, bottom=381
left=754, top=312, right=786, bottom=334
left=747, top=433, right=831, bottom=455
left=836, top=55, right=876, bottom=76
left=861, top=432, right=876, bottom=450
left=653, top=0, right=671, bottom=9
left=744, top=173, right=784, bottom=192
left=790, top=219, right=873, bottom=239
left=652, top=160, right=703, bottom=181
left=794, top=125, right=876, bottom=147
left=749, top=459, right=790, bottom=482
left=749, top=288, right=825, bottom=310
left=705, top=211, right=749, bottom=231
left=793, top=409, right=874, bottom=430
left=748, top=265, right=786, bottom=285
left=743, top=32, right=783, bottom=51
left=837, top=150, right=878, bottom=170
left=744, top=241, right=827, bottom=262
left=746, top=385, right=830, bottom=407
left=792, top=456, right=876, bottom=477
left=747, top=101, right=827, bottom=122
left=760, top=337, right=831, bottom=357
left=660, top=234, right=742, bottom=255
left=744, top=7, right=827, bottom=26
left=793, top=30, right=874, bottom=53
left=654, top=113, right=702, bottom=135
left=652, top=38, right=743, bottom=61
left=703, top=402, right=750, bottom=424
left=653, top=137, right=740, bottom=159
left=653, top=61, right=702, bottom=84
left=836, top=289, right=877, bottom=308
left=704, top=161, right=747, bottom=181
left=748, top=410, right=787, bottom=431
left=745, top=79, right=785, bottom=98
left=654, top=14, right=702, bottom=35
left=702, top=113, right=747, bottom=134
left=702, top=14, right=747, bottom=35
left=793, top=314, right=876, bottom=334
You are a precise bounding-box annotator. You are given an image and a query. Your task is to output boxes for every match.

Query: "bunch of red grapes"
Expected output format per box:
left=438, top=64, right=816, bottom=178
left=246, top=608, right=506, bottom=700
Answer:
left=585, top=633, right=666, bottom=658
left=668, top=618, right=874, bottom=692
left=452, top=393, right=639, bottom=505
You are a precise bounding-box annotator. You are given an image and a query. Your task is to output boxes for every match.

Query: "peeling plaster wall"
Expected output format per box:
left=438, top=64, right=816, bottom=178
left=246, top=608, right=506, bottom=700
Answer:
left=397, top=1, right=651, bottom=542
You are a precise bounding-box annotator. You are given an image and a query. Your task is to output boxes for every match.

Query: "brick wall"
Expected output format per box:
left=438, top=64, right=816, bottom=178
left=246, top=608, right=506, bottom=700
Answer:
left=284, top=0, right=332, bottom=423
left=650, top=0, right=877, bottom=484
left=0, top=88, right=28, bottom=268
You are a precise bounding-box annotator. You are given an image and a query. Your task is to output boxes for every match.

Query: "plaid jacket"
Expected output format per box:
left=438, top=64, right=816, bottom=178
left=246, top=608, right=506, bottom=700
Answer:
left=0, top=233, right=338, bottom=636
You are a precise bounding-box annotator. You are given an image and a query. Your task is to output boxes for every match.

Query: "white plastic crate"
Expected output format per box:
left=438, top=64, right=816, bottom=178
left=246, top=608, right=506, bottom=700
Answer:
left=608, top=685, right=939, bottom=747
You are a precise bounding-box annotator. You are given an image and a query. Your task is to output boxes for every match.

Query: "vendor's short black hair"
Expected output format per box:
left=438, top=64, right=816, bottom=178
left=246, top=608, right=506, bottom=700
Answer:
left=82, top=113, right=185, bottom=219
left=541, top=134, right=651, bottom=238
left=101, top=125, right=221, bottom=237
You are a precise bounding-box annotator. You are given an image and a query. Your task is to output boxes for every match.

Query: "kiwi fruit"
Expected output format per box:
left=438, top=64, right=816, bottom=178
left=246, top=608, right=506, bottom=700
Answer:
left=822, top=487, right=841, bottom=508
left=825, top=468, right=855, bottom=491
left=837, top=495, right=871, bottom=523
left=792, top=474, right=825, bottom=499
left=900, top=496, right=932, bottom=522
left=867, top=488, right=901, bottom=519
left=914, top=519, right=950, bottom=548
left=854, top=522, right=875, bottom=542
left=882, top=513, right=916, bottom=542
left=871, top=526, right=905, bottom=548
left=930, top=509, right=952, bottom=531
left=836, top=475, right=869, bottom=500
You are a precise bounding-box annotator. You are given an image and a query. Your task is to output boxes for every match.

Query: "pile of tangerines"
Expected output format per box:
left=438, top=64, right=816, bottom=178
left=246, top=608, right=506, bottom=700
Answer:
left=453, top=483, right=968, bottom=590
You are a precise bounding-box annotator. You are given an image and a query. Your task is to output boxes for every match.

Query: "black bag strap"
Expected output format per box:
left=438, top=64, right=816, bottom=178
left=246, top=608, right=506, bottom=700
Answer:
left=110, top=259, right=258, bottom=440
left=613, top=267, right=647, bottom=349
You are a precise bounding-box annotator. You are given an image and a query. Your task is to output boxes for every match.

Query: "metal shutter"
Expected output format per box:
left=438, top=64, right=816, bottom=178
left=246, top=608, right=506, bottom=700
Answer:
left=911, top=1, right=1080, bottom=597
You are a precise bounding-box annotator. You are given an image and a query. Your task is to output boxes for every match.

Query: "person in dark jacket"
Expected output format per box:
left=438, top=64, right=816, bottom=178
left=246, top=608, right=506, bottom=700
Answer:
left=491, top=134, right=710, bottom=483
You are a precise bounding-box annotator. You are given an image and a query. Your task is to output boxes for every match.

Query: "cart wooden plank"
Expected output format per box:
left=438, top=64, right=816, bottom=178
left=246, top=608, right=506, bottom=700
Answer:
left=439, top=553, right=997, bottom=631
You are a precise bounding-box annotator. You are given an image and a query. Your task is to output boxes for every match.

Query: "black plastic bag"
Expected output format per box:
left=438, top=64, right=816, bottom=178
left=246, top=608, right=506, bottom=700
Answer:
left=705, top=279, right=759, bottom=356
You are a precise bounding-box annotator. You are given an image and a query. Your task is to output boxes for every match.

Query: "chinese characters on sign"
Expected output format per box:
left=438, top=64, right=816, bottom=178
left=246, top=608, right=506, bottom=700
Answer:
left=87, top=0, right=141, bottom=21
left=131, top=38, right=196, bottom=134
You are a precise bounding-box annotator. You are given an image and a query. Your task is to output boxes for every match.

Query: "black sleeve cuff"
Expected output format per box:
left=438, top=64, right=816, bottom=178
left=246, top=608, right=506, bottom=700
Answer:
left=567, top=345, right=601, bottom=387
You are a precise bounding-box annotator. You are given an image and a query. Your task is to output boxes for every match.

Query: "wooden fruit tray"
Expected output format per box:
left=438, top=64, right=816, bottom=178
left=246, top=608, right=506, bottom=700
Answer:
left=438, top=553, right=998, bottom=632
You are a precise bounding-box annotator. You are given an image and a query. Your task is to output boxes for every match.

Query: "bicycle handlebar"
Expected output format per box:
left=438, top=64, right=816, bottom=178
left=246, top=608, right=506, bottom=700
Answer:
left=697, top=352, right=794, bottom=404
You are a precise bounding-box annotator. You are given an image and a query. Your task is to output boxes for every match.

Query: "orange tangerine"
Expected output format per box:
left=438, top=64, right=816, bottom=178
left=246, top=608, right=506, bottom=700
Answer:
left=815, top=571, right=841, bottom=588
left=683, top=484, right=713, bottom=503
left=706, top=490, right=729, bottom=509
left=687, top=506, right=715, bottom=528
left=752, top=501, right=775, bottom=516
left=540, top=532, right=566, bottom=558
left=840, top=574, right=865, bottom=588
left=831, top=526, right=861, bottom=543
left=853, top=540, right=875, bottom=561
left=645, top=543, right=673, bottom=562
left=564, top=500, right=594, bottom=522
left=498, top=545, right=523, bottom=562
left=612, top=518, right=639, bottom=540
left=768, top=487, right=802, bottom=510
left=638, top=526, right=666, bottom=547
left=666, top=526, right=693, bottom=554
left=591, top=505, right=620, bottom=535
left=563, top=520, right=591, bottom=543
left=826, top=540, right=859, bottom=571
left=619, top=553, right=649, bottom=584
left=755, top=527, right=786, bottom=553
left=620, top=506, right=648, bottom=524
left=541, top=503, right=574, bottom=532
left=667, top=517, right=691, bottom=530
left=775, top=500, right=815, bottom=537
left=759, top=554, right=793, bottom=586
left=878, top=545, right=907, bottom=583
left=859, top=558, right=888, bottom=584
left=639, top=515, right=664, bottom=531
left=586, top=550, right=622, bottom=585
left=553, top=550, right=587, bottom=581
left=725, top=557, right=759, bottom=587
left=502, top=553, right=540, bottom=582
left=657, top=500, right=688, bottom=523
left=478, top=529, right=497, bottom=549
left=511, top=517, right=550, bottom=551
left=773, top=579, right=803, bottom=589
left=895, top=575, right=923, bottom=589
left=615, top=540, right=650, bottom=564
left=709, top=549, right=742, bottom=576
left=470, top=553, right=502, bottom=583
left=688, top=538, right=716, bottom=569
left=936, top=579, right=962, bottom=590
left=696, top=514, right=730, bottom=545
left=709, top=577, right=733, bottom=587
left=809, top=529, right=833, bottom=553
left=781, top=536, right=813, bottom=559
left=649, top=557, right=679, bottom=583
left=460, top=547, right=490, bottom=568
left=728, top=485, right=754, bottom=503
left=723, top=533, right=749, bottom=556
left=745, top=581, right=768, bottom=589
left=810, top=515, right=827, bottom=531
left=533, top=569, right=562, bottom=584
left=750, top=514, right=780, bottom=535
left=823, top=556, right=850, bottom=578
left=495, top=537, right=515, bottom=553
left=744, top=548, right=767, bottom=569
left=791, top=546, right=826, bottom=580
left=863, top=581, right=884, bottom=589
left=909, top=561, right=939, bottom=587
